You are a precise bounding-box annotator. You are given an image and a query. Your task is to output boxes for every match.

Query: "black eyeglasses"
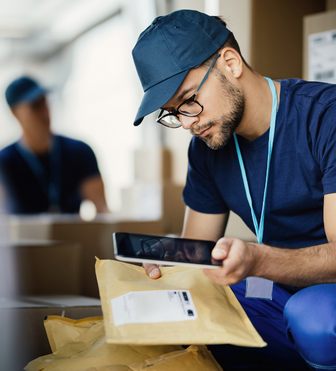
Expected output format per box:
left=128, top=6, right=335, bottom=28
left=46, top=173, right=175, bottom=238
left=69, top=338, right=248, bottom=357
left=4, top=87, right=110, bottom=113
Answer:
left=156, top=54, right=221, bottom=128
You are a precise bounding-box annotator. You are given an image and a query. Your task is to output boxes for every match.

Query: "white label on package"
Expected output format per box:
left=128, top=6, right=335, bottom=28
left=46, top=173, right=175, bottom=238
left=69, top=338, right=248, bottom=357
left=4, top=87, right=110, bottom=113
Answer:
left=111, top=290, right=198, bottom=326
left=309, top=29, right=336, bottom=84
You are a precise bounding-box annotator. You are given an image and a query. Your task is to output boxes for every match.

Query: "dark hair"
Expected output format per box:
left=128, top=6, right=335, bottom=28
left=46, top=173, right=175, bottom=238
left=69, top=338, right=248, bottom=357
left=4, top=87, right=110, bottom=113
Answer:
left=202, top=16, right=253, bottom=72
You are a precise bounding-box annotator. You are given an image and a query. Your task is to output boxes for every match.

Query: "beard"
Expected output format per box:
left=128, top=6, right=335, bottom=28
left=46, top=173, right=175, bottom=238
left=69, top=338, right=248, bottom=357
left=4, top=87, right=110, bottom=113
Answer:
left=190, top=72, right=245, bottom=150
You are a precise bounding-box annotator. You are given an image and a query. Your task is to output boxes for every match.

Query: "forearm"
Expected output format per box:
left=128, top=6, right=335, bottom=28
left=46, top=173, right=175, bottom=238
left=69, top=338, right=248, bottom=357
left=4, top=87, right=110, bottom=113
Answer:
left=182, top=207, right=228, bottom=241
left=81, top=175, right=109, bottom=213
left=252, top=241, right=336, bottom=287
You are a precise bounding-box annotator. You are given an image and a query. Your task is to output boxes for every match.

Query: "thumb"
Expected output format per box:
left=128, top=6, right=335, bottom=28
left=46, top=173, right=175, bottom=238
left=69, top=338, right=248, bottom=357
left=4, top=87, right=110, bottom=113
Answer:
left=212, top=237, right=232, bottom=260
left=143, top=263, right=161, bottom=279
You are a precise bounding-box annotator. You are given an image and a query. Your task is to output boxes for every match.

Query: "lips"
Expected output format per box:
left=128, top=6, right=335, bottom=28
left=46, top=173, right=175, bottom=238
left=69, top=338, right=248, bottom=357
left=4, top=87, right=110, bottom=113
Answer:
left=196, top=126, right=212, bottom=138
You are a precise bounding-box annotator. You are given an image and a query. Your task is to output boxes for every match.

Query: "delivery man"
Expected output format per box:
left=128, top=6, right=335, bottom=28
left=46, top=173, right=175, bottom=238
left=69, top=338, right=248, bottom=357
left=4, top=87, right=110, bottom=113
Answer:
left=131, top=9, right=336, bottom=371
left=0, top=76, right=109, bottom=214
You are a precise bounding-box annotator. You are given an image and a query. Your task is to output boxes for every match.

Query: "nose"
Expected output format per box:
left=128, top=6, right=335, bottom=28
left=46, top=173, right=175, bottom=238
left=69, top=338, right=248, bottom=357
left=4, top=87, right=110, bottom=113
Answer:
left=179, top=115, right=199, bottom=130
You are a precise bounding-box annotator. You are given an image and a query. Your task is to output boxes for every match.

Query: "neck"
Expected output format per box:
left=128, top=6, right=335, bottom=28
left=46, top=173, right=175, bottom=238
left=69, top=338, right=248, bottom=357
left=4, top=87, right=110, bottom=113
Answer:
left=23, top=132, right=52, bottom=154
left=235, top=73, right=280, bottom=141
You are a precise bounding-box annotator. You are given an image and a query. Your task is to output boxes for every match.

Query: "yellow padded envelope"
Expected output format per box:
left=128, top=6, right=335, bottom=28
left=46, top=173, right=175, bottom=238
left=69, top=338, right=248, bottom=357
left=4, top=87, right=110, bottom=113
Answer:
left=95, top=259, right=266, bottom=347
left=25, top=320, right=184, bottom=371
left=83, top=345, right=223, bottom=371
left=44, top=316, right=103, bottom=353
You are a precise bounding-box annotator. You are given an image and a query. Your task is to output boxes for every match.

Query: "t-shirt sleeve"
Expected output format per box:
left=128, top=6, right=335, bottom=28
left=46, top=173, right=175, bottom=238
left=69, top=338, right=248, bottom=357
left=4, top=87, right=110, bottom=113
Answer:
left=63, top=137, right=101, bottom=183
left=182, top=138, right=228, bottom=214
left=313, top=102, right=336, bottom=194
left=79, top=142, right=101, bottom=180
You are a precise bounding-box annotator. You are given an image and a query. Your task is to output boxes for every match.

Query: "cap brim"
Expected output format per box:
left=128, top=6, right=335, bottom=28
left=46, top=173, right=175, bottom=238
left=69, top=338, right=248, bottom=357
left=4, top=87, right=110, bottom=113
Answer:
left=9, top=86, right=48, bottom=107
left=133, top=69, right=189, bottom=126
left=23, top=86, right=48, bottom=104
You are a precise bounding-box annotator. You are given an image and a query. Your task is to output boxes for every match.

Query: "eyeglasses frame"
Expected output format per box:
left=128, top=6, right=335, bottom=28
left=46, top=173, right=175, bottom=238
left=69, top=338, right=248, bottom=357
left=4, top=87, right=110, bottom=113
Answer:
left=156, top=53, right=221, bottom=128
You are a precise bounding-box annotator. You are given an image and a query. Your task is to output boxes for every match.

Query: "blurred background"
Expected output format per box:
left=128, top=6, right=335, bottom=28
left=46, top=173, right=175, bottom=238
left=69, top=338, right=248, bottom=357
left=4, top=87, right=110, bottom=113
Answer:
left=0, top=0, right=332, bottom=216
left=0, top=0, right=335, bottom=368
left=0, top=0, right=335, bottom=217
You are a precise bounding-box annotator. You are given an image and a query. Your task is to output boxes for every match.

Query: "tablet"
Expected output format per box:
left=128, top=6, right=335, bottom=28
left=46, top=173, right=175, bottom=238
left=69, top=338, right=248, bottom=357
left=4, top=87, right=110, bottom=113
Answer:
left=113, top=232, right=222, bottom=269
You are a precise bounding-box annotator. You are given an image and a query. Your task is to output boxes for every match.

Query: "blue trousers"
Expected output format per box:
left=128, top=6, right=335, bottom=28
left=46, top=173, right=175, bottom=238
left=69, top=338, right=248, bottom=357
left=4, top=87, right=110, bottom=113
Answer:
left=207, top=280, right=336, bottom=371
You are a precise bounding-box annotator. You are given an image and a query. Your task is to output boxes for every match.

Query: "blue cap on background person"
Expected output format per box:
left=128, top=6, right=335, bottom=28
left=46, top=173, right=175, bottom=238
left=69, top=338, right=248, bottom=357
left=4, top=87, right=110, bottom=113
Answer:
left=132, top=9, right=231, bottom=126
left=5, top=76, right=47, bottom=107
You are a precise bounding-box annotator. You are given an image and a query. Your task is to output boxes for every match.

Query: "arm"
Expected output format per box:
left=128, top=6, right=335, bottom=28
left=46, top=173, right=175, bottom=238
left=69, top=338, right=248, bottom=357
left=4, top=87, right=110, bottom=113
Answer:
left=144, top=207, right=228, bottom=278
left=181, top=206, right=229, bottom=240
left=80, top=175, right=109, bottom=213
left=203, top=193, right=336, bottom=287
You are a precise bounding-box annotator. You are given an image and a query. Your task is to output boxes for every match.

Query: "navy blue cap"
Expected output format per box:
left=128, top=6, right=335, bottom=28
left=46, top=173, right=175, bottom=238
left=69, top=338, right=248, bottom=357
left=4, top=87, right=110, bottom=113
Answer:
left=132, top=9, right=230, bottom=126
left=5, top=76, right=47, bottom=107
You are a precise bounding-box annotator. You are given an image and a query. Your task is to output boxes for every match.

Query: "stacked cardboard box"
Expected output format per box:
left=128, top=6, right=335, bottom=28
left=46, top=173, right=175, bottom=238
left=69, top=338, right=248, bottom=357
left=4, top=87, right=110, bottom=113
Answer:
left=303, top=8, right=336, bottom=82
left=3, top=239, right=82, bottom=296
left=0, top=295, right=101, bottom=370
left=9, top=214, right=164, bottom=298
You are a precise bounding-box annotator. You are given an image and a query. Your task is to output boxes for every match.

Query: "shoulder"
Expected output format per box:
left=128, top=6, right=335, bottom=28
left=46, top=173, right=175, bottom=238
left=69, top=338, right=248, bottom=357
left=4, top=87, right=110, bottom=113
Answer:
left=280, top=79, right=336, bottom=107
left=57, top=135, right=95, bottom=155
left=278, top=79, right=336, bottom=136
left=0, top=143, right=19, bottom=164
left=57, top=135, right=91, bottom=149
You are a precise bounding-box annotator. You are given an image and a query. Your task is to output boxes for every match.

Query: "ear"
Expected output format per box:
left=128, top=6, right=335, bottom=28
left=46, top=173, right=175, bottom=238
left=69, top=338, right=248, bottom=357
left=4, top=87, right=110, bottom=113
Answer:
left=219, top=47, right=243, bottom=79
left=11, top=105, right=25, bottom=123
left=10, top=106, right=19, bottom=120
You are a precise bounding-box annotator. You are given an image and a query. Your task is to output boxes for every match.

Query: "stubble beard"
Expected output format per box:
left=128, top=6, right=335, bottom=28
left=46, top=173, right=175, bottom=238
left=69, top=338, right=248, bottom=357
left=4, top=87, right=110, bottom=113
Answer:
left=191, top=73, right=245, bottom=150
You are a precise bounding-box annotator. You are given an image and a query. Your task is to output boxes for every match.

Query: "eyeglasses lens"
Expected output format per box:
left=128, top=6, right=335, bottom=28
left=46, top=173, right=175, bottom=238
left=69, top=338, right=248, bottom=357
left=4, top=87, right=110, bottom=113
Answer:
left=159, top=112, right=181, bottom=128
left=178, top=100, right=202, bottom=115
left=158, top=100, right=203, bottom=128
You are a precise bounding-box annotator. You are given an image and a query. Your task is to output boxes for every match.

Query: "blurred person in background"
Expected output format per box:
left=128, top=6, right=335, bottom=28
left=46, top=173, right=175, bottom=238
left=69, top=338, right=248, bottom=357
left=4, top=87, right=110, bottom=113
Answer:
left=0, top=76, right=109, bottom=214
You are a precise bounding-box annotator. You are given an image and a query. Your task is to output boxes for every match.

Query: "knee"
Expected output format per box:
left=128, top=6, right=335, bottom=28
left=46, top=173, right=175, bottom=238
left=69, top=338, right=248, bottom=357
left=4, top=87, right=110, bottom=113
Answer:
left=284, top=284, right=336, bottom=367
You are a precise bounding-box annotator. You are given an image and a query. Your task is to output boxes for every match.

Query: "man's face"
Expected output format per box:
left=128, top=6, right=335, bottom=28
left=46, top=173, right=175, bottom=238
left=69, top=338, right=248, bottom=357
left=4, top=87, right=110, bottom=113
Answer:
left=12, top=95, right=51, bottom=136
left=163, top=64, right=245, bottom=150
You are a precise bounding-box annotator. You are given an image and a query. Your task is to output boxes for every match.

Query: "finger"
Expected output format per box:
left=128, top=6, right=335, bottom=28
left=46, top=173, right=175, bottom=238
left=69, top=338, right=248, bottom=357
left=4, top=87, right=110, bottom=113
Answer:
left=211, top=237, right=233, bottom=260
left=143, top=263, right=161, bottom=279
left=204, top=239, right=249, bottom=285
left=202, top=267, right=235, bottom=286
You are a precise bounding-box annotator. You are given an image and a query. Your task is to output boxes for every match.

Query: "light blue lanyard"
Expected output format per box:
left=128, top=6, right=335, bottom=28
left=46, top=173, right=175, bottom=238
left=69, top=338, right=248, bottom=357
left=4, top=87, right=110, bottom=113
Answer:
left=15, top=136, right=62, bottom=211
left=233, top=77, right=277, bottom=244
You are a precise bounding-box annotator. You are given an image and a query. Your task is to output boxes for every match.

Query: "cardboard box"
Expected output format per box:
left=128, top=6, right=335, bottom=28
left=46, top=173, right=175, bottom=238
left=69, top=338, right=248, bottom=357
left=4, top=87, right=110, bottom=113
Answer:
left=2, top=240, right=82, bottom=296
left=162, top=182, right=186, bottom=235
left=327, top=0, right=336, bottom=11
left=303, top=9, right=336, bottom=81
left=0, top=295, right=102, bottom=371
left=9, top=215, right=164, bottom=298
left=250, top=0, right=325, bottom=79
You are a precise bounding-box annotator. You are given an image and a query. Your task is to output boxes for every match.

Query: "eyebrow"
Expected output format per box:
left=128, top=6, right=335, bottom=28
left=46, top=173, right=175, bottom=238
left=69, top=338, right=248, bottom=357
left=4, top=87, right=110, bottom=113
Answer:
left=162, top=86, right=197, bottom=111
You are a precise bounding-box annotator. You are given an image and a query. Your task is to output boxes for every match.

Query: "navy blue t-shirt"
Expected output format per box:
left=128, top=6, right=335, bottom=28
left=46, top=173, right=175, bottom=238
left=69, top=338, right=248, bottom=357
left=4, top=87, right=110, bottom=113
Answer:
left=183, top=79, right=336, bottom=248
left=0, top=135, right=100, bottom=214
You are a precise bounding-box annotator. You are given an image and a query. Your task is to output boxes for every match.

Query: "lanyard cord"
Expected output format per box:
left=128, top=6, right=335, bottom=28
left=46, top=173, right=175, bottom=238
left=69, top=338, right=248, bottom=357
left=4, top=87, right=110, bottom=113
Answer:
left=15, top=136, right=61, bottom=209
left=233, top=77, right=278, bottom=244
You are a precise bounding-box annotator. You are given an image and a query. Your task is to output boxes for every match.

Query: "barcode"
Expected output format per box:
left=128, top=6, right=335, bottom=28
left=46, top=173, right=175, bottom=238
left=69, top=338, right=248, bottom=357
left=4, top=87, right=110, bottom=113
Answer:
left=315, top=70, right=334, bottom=80
left=182, top=291, right=189, bottom=302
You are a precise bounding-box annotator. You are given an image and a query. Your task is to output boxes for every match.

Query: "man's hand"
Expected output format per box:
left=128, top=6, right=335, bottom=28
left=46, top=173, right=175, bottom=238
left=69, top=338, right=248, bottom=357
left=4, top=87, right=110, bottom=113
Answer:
left=144, top=263, right=162, bottom=279
left=203, top=237, right=260, bottom=286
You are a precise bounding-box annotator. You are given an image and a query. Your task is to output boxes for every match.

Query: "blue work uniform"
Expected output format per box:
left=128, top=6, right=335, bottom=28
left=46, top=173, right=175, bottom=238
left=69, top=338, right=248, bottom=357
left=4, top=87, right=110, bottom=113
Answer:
left=0, top=135, right=100, bottom=214
left=183, top=79, right=336, bottom=370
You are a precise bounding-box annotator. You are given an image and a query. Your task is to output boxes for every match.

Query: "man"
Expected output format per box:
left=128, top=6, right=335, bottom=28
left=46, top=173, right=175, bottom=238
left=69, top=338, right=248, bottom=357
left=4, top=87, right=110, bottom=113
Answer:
left=131, top=10, right=336, bottom=371
left=0, top=76, right=109, bottom=214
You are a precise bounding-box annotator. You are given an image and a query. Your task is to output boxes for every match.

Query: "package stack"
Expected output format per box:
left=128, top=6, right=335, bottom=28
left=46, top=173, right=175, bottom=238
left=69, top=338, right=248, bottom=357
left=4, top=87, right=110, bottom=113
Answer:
left=120, top=148, right=185, bottom=235
left=303, top=1, right=336, bottom=83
